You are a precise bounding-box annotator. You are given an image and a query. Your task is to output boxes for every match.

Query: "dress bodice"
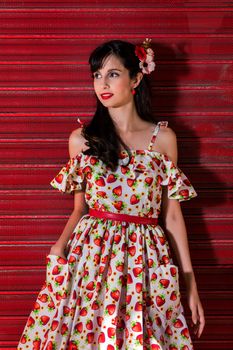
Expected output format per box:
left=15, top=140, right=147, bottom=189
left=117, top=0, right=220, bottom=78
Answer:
left=50, top=121, right=198, bottom=218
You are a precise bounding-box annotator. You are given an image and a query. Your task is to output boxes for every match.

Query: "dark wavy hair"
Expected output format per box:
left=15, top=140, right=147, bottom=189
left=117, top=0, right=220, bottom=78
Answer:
left=81, top=39, right=156, bottom=171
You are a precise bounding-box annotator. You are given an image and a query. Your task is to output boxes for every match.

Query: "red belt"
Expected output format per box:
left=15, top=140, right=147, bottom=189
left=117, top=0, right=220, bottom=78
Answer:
left=89, top=208, right=158, bottom=226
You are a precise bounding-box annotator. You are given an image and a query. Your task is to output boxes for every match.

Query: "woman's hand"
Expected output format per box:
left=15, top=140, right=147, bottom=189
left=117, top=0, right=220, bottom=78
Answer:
left=188, top=288, right=205, bottom=338
left=49, top=243, right=67, bottom=260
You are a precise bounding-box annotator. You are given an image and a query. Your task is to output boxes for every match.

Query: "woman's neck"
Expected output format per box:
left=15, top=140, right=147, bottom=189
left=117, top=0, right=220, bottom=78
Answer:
left=108, top=102, right=141, bottom=133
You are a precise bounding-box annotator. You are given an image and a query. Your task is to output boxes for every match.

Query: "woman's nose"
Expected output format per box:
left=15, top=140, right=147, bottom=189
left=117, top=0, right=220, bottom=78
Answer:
left=102, top=77, right=110, bottom=89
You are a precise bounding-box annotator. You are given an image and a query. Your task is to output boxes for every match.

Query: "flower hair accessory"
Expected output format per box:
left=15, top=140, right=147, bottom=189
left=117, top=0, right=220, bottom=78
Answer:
left=135, top=38, right=156, bottom=74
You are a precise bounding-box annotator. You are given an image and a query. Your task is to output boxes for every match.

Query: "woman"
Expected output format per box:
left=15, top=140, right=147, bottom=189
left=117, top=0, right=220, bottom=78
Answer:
left=18, top=39, right=205, bottom=350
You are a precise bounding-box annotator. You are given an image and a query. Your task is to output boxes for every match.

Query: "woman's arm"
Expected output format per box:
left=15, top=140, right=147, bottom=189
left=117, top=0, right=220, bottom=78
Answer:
left=162, top=188, right=198, bottom=295
left=160, top=126, right=205, bottom=338
left=50, top=128, right=89, bottom=258
left=49, top=194, right=88, bottom=258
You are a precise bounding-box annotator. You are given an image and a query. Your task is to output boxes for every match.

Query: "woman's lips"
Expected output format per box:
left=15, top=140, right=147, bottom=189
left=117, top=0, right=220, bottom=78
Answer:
left=100, top=93, right=113, bottom=100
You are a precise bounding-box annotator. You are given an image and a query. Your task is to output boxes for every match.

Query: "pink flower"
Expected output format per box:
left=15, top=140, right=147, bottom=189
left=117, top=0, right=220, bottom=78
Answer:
left=139, top=60, right=156, bottom=74
left=146, top=54, right=154, bottom=63
left=146, top=48, right=154, bottom=57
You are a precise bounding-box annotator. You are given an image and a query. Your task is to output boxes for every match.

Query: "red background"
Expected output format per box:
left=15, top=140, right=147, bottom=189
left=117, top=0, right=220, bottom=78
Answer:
left=0, top=0, right=232, bottom=349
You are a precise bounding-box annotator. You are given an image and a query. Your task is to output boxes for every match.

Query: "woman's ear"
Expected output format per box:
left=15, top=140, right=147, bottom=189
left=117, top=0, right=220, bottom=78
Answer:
left=132, top=72, right=143, bottom=89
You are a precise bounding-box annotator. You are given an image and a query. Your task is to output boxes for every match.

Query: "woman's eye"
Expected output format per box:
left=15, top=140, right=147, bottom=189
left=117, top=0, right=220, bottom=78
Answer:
left=93, top=72, right=101, bottom=79
left=109, top=72, right=119, bottom=77
left=93, top=72, right=119, bottom=79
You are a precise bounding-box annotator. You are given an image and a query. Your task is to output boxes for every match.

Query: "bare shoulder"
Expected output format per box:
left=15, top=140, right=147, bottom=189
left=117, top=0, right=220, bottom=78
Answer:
left=68, top=127, right=88, bottom=158
left=158, top=124, right=177, bottom=143
left=157, top=124, right=178, bottom=165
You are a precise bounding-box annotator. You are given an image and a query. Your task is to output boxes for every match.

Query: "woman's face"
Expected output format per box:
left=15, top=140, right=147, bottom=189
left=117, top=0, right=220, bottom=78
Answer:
left=92, top=54, right=140, bottom=108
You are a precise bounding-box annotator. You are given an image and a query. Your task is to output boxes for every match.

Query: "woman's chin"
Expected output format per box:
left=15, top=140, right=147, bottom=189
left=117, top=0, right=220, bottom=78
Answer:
left=101, top=101, right=119, bottom=108
left=102, top=101, right=130, bottom=109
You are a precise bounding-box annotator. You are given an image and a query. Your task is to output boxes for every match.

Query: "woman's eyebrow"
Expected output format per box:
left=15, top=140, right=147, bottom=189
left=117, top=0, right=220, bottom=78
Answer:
left=107, top=68, right=122, bottom=72
left=96, top=68, right=122, bottom=73
left=92, top=68, right=122, bottom=74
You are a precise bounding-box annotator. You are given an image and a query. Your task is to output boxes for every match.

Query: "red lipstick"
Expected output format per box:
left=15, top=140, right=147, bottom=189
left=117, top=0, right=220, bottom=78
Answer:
left=100, top=93, right=113, bottom=100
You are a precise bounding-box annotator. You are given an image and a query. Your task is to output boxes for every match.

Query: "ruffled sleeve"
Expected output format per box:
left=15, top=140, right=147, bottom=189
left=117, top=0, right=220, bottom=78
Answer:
left=161, top=155, right=198, bottom=202
left=50, top=154, right=85, bottom=194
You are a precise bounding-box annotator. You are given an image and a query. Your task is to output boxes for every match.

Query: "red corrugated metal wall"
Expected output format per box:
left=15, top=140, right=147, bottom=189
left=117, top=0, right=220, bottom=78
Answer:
left=0, top=0, right=232, bottom=349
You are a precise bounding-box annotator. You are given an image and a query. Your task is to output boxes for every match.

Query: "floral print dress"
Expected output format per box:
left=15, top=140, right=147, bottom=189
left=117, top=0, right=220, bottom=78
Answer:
left=18, top=121, right=198, bottom=350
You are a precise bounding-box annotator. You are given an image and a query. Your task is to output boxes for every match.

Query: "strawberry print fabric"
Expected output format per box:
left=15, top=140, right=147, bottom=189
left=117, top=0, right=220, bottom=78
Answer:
left=18, top=122, right=197, bottom=350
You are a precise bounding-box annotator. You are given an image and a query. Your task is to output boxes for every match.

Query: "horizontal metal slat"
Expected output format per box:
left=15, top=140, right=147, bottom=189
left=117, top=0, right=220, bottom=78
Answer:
left=0, top=37, right=232, bottom=61
left=0, top=10, right=231, bottom=35
left=0, top=191, right=76, bottom=215
left=1, top=0, right=233, bottom=9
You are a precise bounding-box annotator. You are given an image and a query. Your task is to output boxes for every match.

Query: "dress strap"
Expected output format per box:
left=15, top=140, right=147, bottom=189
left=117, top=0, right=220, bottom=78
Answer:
left=77, top=117, right=85, bottom=128
left=148, top=121, right=169, bottom=151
